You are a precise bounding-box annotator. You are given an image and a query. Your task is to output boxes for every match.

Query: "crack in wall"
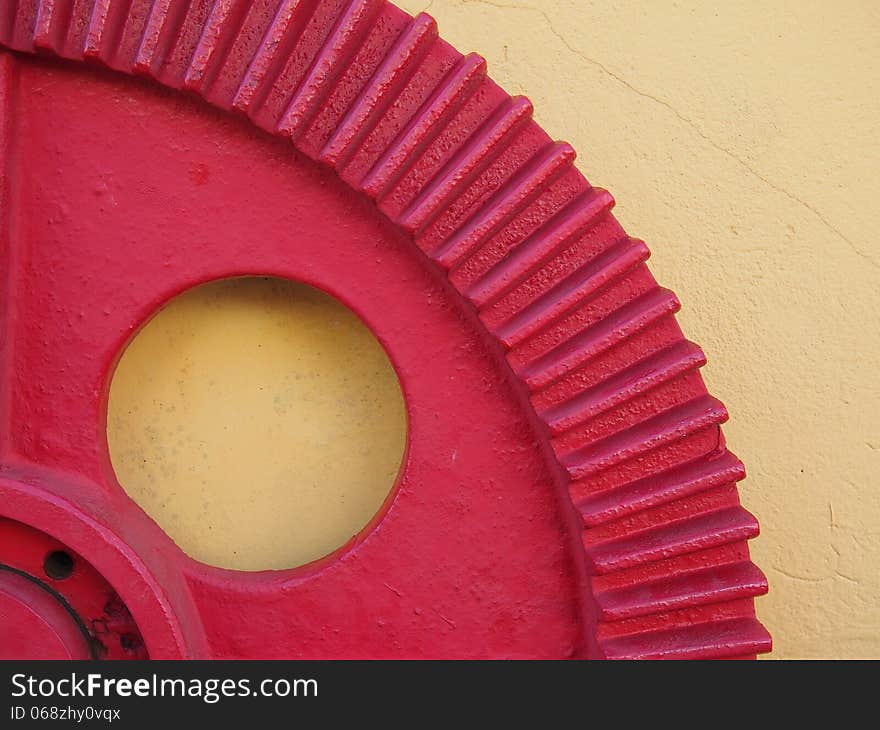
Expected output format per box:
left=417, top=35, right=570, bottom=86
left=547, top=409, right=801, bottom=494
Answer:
left=435, top=0, right=879, bottom=270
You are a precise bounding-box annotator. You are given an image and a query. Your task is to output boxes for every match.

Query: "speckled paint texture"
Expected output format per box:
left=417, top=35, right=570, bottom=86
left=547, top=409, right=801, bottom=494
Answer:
left=100, top=0, right=879, bottom=659
left=399, top=0, right=880, bottom=659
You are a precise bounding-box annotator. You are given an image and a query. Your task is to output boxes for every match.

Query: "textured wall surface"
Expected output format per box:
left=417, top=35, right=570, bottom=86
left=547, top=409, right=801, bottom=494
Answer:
left=109, top=278, right=406, bottom=571
left=106, top=0, right=879, bottom=659
left=398, top=0, right=880, bottom=658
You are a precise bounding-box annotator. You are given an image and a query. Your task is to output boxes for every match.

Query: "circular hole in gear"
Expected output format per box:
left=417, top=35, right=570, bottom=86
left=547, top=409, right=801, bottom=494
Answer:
left=43, top=550, right=75, bottom=581
left=107, top=277, right=407, bottom=571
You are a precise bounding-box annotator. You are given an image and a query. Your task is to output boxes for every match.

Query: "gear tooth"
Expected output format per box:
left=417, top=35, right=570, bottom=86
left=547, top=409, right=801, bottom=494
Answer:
left=395, top=95, right=532, bottom=236
left=231, top=0, right=319, bottom=116
left=197, top=2, right=307, bottom=109
left=596, top=561, right=768, bottom=622
left=320, top=12, right=437, bottom=170
left=181, top=0, right=249, bottom=93
left=468, top=187, right=615, bottom=310
left=0, top=0, right=770, bottom=659
left=543, top=339, right=704, bottom=434
left=55, top=0, right=92, bottom=57
left=0, top=3, right=15, bottom=47
left=109, top=1, right=161, bottom=71
left=515, top=287, right=679, bottom=390
left=133, top=0, right=189, bottom=77
left=82, top=0, right=131, bottom=63
left=600, top=616, right=771, bottom=660
left=149, top=0, right=215, bottom=88
left=361, top=51, right=486, bottom=200
left=486, top=235, right=647, bottom=348
left=575, top=449, right=746, bottom=527
left=430, top=141, right=575, bottom=270
left=33, top=0, right=75, bottom=53
left=6, top=0, right=37, bottom=52
left=275, top=0, right=384, bottom=141
left=560, top=395, right=727, bottom=481
left=584, top=504, right=757, bottom=574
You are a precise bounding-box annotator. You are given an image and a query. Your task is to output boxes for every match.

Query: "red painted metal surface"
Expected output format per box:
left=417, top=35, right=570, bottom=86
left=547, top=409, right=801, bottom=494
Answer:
left=0, top=1, right=770, bottom=659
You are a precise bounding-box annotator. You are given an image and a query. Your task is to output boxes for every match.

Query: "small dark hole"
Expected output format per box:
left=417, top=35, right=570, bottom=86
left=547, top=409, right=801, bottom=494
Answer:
left=43, top=550, right=75, bottom=581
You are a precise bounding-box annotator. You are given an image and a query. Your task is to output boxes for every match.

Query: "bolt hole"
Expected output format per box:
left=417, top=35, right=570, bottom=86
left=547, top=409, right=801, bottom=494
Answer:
left=43, top=550, right=75, bottom=581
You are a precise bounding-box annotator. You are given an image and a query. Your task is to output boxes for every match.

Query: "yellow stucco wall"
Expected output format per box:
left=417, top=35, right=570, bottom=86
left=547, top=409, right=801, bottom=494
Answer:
left=108, top=1, right=880, bottom=659
left=108, top=278, right=406, bottom=571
